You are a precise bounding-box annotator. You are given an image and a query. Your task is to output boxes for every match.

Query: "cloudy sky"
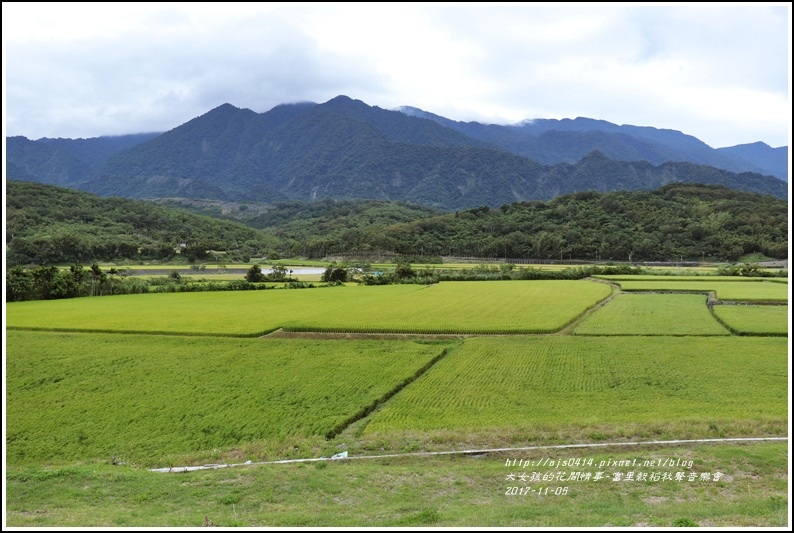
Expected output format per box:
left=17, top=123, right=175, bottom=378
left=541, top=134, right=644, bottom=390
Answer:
left=3, top=2, right=791, bottom=148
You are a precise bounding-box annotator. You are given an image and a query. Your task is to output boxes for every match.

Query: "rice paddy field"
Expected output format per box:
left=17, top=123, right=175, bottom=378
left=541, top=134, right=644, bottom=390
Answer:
left=4, top=275, right=789, bottom=527
left=614, top=280, right=788, bottom=301
left=595, top=275, right=788, bottom=283
left=363, top=336, right=787, bottom=437
left=5, top=331, right=453, bottom=466
left=712, top=305, right=790, bottom=336
left=573, top=293, right=730, bottom=336
left=6, top=280, right=612, bottom=335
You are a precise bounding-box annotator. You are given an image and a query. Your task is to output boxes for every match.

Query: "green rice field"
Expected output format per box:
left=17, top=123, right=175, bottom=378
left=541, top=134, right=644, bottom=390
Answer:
left=5, top=330, right=453, bottom=466
left=364, top=336, right=787, bottom=436
left=574, top=293, right=729, bottom=336
left=712, top=305, right=790, bottom=336
left=595, top=275, right=788, bottom=283
left=5, top=276, right=789, bottom=527
left=5, top=280, right=612, bottom=335
left=614, top=280, right=788, bottom=301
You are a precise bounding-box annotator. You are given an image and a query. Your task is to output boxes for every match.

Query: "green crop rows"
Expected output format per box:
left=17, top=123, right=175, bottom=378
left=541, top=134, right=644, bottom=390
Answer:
left=574, top=293, right=729, bottom=336
left=6, top=280, right=611, bottom=335
left=5, top=275, right=789, bottom=527
left=364, top=336, right=788, bottom=435
left=614, top=280, right=788, bottom=301
left=712, top=305, right=789, bottom=336
left=6, top=330, right=452, bottom=466
left=596, top=275, right=788, bottom=283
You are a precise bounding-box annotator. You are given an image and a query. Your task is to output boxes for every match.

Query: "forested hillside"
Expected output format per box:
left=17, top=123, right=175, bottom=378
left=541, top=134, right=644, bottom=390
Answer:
left=153, top=197, right=445, bottom=259
left=361, top=184, right=788, bottom=262
left=6, top=181, right=787, bottom=265
left=5, top=180, right=278, bottom=265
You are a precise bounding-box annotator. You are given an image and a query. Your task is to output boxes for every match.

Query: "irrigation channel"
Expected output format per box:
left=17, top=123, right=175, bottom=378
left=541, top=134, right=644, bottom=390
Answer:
left=150, top=437, right=788, bottom=473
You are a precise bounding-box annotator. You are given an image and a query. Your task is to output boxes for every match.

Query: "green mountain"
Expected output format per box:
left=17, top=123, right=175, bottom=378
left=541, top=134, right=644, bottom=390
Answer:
left=398, top=107, right=787, bottom=181
left=6, top=133, right=160, bottom=185
left=6, top=97, right=788, bottom=209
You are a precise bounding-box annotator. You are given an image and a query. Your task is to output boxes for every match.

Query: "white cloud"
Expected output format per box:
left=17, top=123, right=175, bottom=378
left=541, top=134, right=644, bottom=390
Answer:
left=3, top=2, right=790, bottom=148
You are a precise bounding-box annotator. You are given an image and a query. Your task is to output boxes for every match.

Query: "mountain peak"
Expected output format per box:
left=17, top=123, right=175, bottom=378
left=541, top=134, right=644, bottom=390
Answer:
left=210, top=103, right=240, bottom=112
left=395, top=105, right=426, bottom=116
left=326, top=95, right=357, bottom=104
left=731, top=141, right=771, bottom=149
left=323, top=95, right=370, bottom=109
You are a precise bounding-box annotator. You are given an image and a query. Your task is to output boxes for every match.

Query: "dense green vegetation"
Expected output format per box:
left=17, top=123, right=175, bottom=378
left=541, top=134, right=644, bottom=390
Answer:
left=6, top=180, right=279, bottom=265
left=5, top=262, right=294, bottom=302
left=6, top=180, right=788, bottom=271
left=364, top=184, right=788, bottom=261
left=214, top=198, right=442, bottom=259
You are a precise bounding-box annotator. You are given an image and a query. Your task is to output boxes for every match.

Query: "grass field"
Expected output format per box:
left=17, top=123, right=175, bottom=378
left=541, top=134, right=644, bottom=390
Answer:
left=614, top=280, right=788, bottom=301
left=6, top=330, right=454, bottom=466
left=4, top=442, right=787, bottom=527
left=573, top=293, right=729, bottom=336
left=6, top=280, right=612, bottom=335
left=712, top=305, right=790, bottom=336
left=363, top=336, right=787, bottom=438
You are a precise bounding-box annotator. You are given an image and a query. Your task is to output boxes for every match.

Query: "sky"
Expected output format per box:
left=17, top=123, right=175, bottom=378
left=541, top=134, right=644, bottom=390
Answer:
left=2, top=2, right=791, bottom=149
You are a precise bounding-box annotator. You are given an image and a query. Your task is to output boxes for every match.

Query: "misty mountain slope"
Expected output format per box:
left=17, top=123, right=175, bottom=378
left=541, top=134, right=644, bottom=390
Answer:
left=7, top=96, right=788, bottom=209
left=5, top=133, right=161, bottom=186
left=6, top=136, right=94, bottom=186
left=716, top=142, right=788, bottom=182
left=397, top=106, right=784, bottom=180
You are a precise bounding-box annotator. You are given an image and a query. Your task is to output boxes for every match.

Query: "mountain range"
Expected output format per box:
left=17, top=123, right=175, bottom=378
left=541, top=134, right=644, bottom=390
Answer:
left=397, top=107, right=788, bottom=180
left=6, top=96, right=788, bottom=210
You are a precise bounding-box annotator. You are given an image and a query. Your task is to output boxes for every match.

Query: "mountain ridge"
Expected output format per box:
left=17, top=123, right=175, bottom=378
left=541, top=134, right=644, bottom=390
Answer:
left=395, top=106, right=785, bottom=180
left=6, top=96, right=788, bottom=210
